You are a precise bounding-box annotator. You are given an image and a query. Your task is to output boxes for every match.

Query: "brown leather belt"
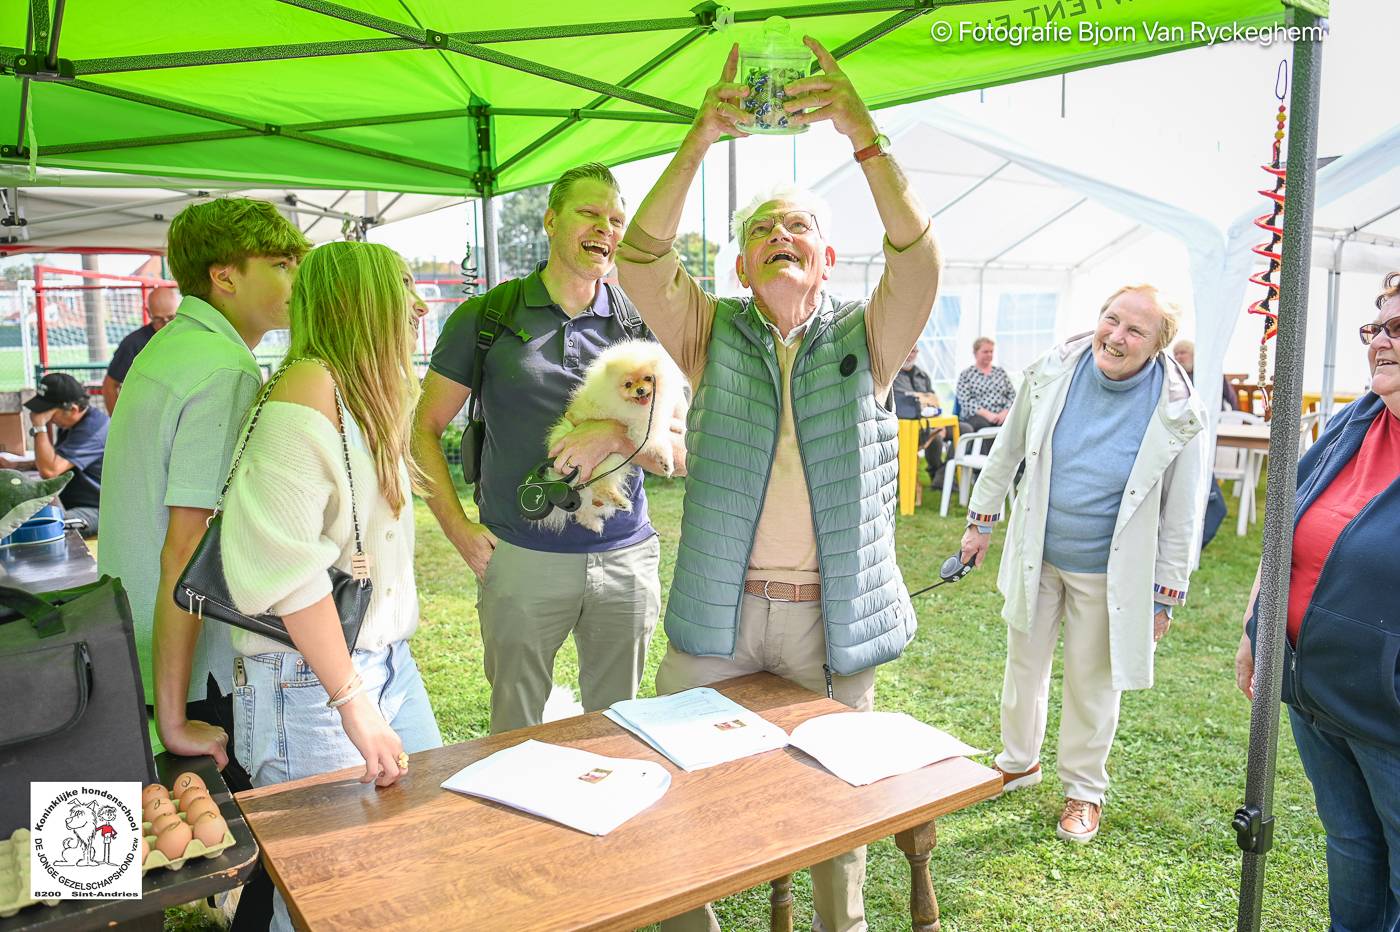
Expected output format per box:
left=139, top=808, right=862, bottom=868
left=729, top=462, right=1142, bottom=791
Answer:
left=743, top=580, right=822, bottom=603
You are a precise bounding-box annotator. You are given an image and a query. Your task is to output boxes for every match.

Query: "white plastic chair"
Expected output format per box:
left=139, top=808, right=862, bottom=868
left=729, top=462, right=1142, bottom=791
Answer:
left=939, top=426, right=1003, bottom=518
left=1216, top=410, right=1263, bottom=534
left=1298, top=411, right=1320, bottom=455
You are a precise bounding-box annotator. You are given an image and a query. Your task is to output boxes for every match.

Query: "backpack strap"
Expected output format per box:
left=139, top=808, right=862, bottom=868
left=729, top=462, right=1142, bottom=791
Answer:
left=466, top=277, right=524, bottom=417
left=606, top=282, right=649, bottom=340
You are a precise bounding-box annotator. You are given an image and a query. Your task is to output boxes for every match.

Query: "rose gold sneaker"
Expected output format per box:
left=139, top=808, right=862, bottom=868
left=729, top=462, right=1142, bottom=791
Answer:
left=1057, top=798, right=1101, bottom=843
left=992, top=762, right=1042, bottom=794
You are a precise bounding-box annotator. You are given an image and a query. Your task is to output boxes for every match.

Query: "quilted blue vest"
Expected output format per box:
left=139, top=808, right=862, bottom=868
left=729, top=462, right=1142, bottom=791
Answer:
left=665, top=294, right=916, bottom=676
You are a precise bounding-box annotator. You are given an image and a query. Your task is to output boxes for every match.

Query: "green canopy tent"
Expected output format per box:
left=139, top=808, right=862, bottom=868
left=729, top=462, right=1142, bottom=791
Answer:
left=5, top=0, right=1315, bottom=284
left=0, top=3, right=1332, bottom=930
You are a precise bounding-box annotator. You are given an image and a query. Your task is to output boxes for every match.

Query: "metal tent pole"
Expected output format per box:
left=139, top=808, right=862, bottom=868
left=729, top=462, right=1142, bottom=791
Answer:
left=1319, top=240, right=1343, bottom=425
left=1234, top=12, right=1323, bottom=932
left=481, top=185, right=500, bottom=289
left=728, top=138, right=738, bottom=226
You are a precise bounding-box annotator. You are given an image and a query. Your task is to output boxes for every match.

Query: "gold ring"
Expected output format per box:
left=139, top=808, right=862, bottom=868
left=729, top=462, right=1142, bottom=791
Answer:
left=397, top=752, right=410, bottom=769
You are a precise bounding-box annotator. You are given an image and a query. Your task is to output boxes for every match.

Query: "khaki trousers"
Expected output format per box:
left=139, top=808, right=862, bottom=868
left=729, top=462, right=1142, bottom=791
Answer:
left=477, top=536, right=660, bottom=734
left=995, top=562, right=1122, bottom=805
left=655, top=594, right=875, bottom=932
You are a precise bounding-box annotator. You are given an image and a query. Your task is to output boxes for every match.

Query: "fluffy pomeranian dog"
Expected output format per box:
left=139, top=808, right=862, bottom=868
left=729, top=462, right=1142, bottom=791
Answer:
left=540, top=339, right=689, bottom=533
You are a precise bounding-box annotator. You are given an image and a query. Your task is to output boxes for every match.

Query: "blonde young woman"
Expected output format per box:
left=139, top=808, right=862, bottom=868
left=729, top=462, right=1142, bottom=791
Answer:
left=220, top=243, right=441, bottom=919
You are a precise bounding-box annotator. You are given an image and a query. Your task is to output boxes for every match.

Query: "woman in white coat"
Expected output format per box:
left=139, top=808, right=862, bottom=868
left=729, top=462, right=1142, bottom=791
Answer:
left=960, top=284, right=1209, bottom=843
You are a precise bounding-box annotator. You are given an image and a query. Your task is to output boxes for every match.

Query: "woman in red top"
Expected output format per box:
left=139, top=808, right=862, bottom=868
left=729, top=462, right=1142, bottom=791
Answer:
left=1236, top=272, right=1400, bottom=932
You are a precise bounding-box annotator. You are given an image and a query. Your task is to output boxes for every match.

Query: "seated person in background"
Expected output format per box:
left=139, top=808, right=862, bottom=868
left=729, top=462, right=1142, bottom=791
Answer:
left=102, top=286, right=180, bottom=414
left=892, top=345, right=947, bottom=495
left=18, top=373, right=107, bottom=537
left=1171, top=339, right=1239, bottom=411
left=956, top=336, right=1016, bottom=433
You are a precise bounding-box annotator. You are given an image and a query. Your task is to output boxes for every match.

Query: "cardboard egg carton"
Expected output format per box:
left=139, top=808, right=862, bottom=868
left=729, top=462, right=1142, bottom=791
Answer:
left=0, top=829, right=60, bottom=919
left=141, top=812, right=235, bottom=873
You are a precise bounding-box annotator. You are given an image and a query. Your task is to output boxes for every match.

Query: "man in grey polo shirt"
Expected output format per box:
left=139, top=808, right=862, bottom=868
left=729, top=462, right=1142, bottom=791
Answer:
left=415, top=162, right=684, bottom=734
left=98, top=198, right=309, bottom=776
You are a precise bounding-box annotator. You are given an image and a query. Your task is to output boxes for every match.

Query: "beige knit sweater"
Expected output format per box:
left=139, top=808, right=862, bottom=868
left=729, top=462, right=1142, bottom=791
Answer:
left=221, top=400, right=418, bottom=657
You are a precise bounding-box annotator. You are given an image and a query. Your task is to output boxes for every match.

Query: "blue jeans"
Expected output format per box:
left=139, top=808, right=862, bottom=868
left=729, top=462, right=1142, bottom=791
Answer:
left=234, top=639, right=442, bottom=932
left=1290, top=708, right=1400, bottom=932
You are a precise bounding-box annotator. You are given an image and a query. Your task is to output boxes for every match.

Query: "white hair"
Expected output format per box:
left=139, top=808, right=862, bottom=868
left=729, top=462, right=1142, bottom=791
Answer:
left=730, top=183, right=832, bottom=243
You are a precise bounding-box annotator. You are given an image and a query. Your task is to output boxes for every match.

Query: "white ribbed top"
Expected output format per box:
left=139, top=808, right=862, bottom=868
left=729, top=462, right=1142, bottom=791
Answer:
left=221, top=400, right=418, bottom=657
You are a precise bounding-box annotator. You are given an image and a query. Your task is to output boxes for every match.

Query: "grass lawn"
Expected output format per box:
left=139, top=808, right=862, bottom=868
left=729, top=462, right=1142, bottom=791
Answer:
left=401, top=474, right=1328, bottom=932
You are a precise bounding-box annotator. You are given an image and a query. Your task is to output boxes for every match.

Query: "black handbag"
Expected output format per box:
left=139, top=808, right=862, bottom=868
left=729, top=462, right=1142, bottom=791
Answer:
left=175, top=359, right=371, bottom=651
left=0, top=578, right=157, bottom=834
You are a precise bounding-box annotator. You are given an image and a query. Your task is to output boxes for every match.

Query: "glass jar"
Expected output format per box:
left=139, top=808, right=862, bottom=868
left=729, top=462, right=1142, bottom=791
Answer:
left=737, top=17, right=812, bottom=136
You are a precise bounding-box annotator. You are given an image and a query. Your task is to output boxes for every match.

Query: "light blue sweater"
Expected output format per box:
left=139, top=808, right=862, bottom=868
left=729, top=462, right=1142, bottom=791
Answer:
left=1043, top=351, right=1163, bottom=574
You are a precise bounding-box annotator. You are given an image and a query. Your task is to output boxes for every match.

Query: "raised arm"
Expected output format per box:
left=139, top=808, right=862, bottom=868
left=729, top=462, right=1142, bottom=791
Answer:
left=785, top=37, right=926, bottom=250
left=627, top=44, right=748, bottom=243
left=618, top=47, right=746, bottom=381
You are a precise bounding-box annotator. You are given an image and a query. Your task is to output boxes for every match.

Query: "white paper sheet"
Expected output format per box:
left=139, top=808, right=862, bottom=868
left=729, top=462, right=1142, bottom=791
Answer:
left=788, top=712, right=984, bottom=786
left=440, top=740, right=671, bottom=835
left=604, top=687, right=789, bottom=771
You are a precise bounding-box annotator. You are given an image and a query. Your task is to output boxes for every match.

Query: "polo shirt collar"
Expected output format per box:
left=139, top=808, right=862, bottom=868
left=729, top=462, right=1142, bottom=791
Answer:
left=176, top=295, right=255, bottom=357
left=523, top=261, right=614, bottom=318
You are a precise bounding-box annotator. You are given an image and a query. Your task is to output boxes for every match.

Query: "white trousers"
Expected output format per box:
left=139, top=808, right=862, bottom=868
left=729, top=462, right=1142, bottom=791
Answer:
left=995, top=562, right=1122, bottom=806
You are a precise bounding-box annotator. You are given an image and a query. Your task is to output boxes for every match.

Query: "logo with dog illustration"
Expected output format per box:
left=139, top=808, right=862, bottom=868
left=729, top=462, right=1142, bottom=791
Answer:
left=30, top=783, right=141, bottom=899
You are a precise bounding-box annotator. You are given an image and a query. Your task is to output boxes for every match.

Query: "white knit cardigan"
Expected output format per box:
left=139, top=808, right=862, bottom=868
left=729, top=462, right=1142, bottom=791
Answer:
left=221, top=400, right=418, bottom=657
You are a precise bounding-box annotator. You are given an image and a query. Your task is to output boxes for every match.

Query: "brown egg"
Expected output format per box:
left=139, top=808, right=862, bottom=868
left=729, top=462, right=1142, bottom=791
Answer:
left=171, top=772, right=206, bottom=796
left=177, top=789, right=210, bottom=813
left=143, top=795, right=174, bottom=822
left=183, top=796, right=220, bottom=824
left=190, top=812, right=227, bottom=847
left=141, top=836, right=150, bottom=863
left=141, top=784, right=170, bottom=807
left=151, top=812, right=183, bottom=835
left=154, top=820, right=192, bottom=860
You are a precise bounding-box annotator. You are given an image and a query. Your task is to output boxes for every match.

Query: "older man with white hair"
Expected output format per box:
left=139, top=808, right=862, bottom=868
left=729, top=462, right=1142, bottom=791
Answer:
left=960, top=284, right=1210, bottom=844
left=617, top=38, right=940, bottom=932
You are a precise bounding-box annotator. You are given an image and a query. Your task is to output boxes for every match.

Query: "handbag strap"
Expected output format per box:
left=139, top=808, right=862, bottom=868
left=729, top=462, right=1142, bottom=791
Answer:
left=0, top=584, right=64, bottom=638
left=213, top=357, right=366, bottom=559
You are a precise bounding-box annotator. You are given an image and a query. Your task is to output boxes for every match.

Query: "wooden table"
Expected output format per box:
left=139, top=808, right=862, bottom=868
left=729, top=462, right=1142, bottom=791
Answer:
left=898, top=415, right=960, bottom=516
left=0, top=753, right=259, bottom=932
left=237, top=673, right=1000, bottom=932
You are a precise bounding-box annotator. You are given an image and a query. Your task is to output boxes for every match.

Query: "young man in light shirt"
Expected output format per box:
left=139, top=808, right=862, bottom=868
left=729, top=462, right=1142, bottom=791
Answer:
left=99, top=198, right=309, bottom=775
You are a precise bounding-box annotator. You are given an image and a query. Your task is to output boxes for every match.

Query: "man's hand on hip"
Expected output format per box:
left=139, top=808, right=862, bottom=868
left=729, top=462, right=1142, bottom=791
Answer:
left=456, top=521, right=498, bottom=582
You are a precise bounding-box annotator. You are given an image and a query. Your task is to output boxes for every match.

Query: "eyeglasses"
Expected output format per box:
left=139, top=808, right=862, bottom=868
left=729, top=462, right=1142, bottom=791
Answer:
left=744, top=210, right=820, bottom=243
left=1359, top=318, right=1400, bottom=345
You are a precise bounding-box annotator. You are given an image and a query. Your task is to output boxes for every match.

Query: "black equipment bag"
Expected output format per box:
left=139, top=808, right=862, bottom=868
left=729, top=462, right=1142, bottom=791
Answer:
left=0, top=577, right=157, bottom=834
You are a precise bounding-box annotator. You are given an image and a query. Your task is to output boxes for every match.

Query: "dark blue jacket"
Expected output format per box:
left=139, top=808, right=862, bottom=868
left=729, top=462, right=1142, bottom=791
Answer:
left=1248, top=393, right=1400, bottom=751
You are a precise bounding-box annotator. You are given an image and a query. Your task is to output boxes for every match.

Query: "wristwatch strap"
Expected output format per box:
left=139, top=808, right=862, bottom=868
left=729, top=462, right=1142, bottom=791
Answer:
left=853, top=133, right=891, bottom=163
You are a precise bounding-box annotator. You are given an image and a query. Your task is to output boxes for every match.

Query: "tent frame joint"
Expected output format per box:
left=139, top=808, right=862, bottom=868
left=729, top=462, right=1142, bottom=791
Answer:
left=691, top=1, right=725, bottom=30
left=1231, top=804, right=1275, bottom=855
left=11, top=52, right=74, bottom=83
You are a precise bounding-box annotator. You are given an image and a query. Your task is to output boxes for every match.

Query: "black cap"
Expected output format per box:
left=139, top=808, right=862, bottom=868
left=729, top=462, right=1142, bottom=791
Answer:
left=24, top=373, right=88, bottom=413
